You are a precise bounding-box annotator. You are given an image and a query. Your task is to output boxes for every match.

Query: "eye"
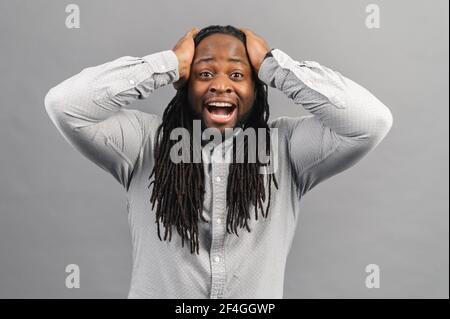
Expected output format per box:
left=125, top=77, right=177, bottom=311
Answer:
left=231, top=72, right=244, bottom=78
left=199, top=71, right=212, bottom=78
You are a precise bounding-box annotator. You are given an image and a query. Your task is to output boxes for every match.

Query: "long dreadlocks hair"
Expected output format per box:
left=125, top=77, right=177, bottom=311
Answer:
left=148, top=25, right=278, bottom=254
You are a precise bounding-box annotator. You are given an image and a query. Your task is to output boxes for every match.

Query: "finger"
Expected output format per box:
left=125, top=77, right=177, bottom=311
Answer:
left=184, top=28, right=195, bottom=37
left=186, top=28, right=199, bottom=39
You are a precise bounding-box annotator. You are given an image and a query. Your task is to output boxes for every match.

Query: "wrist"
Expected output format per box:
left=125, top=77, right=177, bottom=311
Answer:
left=256, top=48, right=274, bottom=73
left=262, top=48, right=274, bottom=63
left=173, top=50, right=190, bottom=78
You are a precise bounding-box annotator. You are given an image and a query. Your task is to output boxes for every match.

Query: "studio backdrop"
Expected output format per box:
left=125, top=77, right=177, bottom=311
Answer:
left=0, top=0, right=448, bottom=298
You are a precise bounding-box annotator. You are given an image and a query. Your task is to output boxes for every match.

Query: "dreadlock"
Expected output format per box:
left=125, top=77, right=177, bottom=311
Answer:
left=148, top=25, right=278, bottom=254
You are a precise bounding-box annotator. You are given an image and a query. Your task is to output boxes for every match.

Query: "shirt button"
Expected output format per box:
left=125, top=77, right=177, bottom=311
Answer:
left=216, top=176, right=221, bottom=182
left=216, top=218, right=222, bottom=225
left=214, top=256, right=220, bottom=263
left=160, top=65, right=166, bottom=70
left=129, top=79, right=135, bottom=85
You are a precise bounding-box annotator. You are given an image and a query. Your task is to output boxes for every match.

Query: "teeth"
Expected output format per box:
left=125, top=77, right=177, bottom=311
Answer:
left=207, top=102, right=233, bottom=107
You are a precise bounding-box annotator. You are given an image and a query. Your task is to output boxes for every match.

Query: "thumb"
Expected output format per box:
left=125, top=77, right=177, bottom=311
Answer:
left=190, top=27, right=200, bottom=35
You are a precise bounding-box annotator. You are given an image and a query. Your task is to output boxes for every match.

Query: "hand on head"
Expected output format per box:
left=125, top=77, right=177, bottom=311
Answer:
left=171, top=27, right=270, bottom=90
left=172, top=27, right=200, bottom=90
left=238, top=27, right=271, bottom=74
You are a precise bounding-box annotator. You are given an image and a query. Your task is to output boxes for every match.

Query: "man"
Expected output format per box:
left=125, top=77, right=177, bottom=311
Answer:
left=44, top=25, right=393, bottom=298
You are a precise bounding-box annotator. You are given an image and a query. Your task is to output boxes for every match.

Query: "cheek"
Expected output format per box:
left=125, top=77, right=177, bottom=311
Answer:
left=239, top=88, right=256, bottom=115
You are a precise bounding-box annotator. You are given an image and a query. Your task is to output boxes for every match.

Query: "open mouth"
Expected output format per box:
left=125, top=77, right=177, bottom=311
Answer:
left=203, top=101, right=238, bottom=125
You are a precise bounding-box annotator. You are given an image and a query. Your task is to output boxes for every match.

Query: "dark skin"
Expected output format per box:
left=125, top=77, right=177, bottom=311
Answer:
left=172, top=27, right=271, bottom=132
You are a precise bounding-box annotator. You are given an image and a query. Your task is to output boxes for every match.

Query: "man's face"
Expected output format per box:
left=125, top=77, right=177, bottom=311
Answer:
left=187, top=33, right=255, bottom=132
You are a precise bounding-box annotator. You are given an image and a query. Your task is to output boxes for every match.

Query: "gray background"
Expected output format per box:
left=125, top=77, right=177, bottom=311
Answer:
left=0, top=0, right=448, bottom=298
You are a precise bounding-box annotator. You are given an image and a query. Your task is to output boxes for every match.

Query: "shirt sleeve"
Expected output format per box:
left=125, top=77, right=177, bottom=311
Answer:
left=44, top=50, right=179, bottom=191
left=259, top=49, right=393, bottom=197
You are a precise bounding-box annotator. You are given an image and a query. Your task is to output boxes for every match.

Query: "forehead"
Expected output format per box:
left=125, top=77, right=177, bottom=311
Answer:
left=193, top=33, right=249, bottom=66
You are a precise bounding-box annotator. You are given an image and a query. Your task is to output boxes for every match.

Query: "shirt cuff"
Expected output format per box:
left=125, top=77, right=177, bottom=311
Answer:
left=257, top=48, right=288, bottom=88
left=258, top=48, right=316, bottom=88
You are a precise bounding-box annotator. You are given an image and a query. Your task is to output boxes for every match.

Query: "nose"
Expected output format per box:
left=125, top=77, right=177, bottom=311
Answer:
left=208, top=74, right=233, bottom=94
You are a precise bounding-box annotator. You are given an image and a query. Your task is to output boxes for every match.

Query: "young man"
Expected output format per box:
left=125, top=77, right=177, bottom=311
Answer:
left=44, top=25, right=393, bottom=298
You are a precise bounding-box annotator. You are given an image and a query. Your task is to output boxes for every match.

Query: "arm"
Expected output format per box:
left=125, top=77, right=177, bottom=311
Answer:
left=258, top=49, right=393, bottom=196
left=44, top=50, right=179, bottom=190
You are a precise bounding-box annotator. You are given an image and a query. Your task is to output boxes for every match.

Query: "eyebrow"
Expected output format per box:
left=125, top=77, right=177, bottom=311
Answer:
left=193, top=56, right=248, bottom=65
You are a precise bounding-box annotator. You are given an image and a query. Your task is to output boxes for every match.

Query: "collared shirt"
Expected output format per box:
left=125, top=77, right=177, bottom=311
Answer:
left=44, top=48, right=393, bottom=298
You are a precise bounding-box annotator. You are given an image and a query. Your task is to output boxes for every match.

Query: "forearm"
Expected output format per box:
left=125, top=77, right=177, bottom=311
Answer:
left=44, top=50, right=178, bottom=189
left=261, top=49, right=393, bottom=195
left=258, top=49, right=393, bottom=144
left=44, top=50, right=179, bottom=130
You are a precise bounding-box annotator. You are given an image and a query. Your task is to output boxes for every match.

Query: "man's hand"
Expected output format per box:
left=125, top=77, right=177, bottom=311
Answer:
left=172, top=27, right=200, bottom=90
left=239, top=27, right=271, bottom=74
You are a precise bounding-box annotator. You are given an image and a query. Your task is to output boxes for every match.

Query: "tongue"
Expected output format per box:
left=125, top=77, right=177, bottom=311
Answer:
left=210, top=106, right=230, bottom=115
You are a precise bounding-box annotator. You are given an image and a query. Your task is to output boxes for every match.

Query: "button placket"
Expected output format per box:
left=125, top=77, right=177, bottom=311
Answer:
left=209, top=163, right=227, bottom=299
